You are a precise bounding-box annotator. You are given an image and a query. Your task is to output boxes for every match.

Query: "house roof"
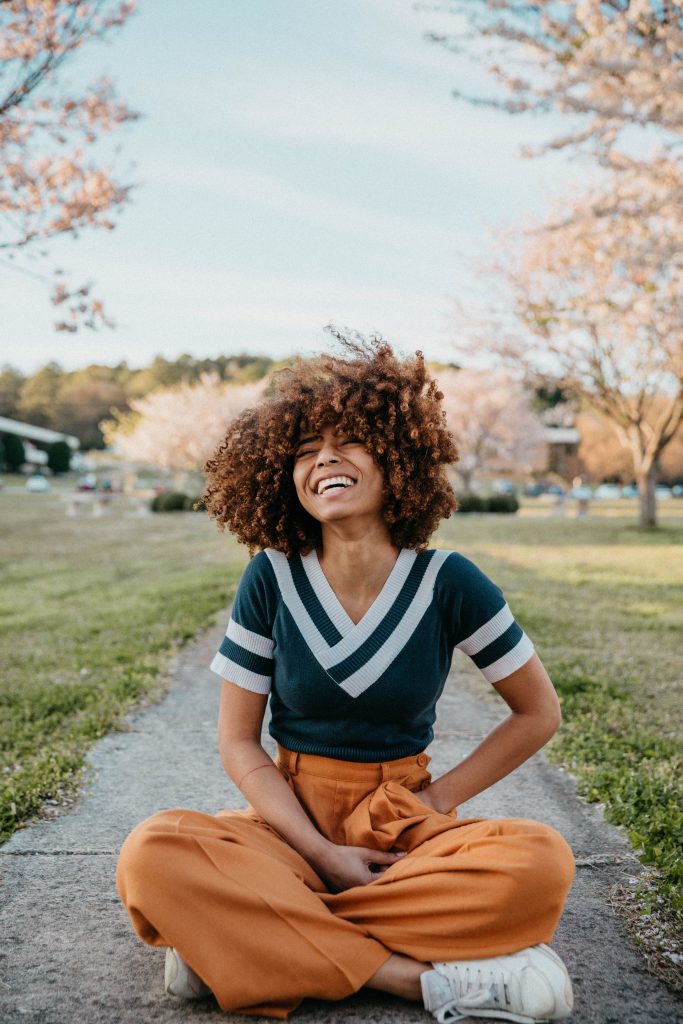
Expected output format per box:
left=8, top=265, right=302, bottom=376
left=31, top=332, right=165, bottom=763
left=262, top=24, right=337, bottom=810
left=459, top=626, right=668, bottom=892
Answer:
left=0, top=416, right=80, bottom=450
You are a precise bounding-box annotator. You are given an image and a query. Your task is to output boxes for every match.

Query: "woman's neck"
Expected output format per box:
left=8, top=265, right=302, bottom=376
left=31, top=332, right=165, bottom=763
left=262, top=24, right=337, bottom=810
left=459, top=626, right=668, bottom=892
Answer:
left=317, top=522, right=400, bottom=619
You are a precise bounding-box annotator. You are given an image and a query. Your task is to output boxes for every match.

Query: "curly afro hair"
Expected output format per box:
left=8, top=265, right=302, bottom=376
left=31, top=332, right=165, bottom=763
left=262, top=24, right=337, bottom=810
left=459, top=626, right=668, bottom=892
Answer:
left=201, top=327, right=459, bottom=556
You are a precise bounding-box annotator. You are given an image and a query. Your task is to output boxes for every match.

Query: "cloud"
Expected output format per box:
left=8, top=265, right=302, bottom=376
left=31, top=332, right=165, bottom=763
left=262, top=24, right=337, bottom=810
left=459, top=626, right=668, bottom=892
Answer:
left=140, top=157, right=468, bottom=253
left=85, top=259, right=461, bottom=357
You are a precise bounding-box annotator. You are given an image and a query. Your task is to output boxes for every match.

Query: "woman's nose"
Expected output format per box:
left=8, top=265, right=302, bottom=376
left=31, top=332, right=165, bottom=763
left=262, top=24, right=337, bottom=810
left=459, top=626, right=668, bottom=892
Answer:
left=316, top=445, right=340, bottom=467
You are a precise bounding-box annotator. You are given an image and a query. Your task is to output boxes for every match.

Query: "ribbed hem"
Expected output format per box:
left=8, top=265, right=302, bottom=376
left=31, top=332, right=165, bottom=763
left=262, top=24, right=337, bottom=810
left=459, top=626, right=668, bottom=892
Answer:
left=269, top=728, right=429, bottom=763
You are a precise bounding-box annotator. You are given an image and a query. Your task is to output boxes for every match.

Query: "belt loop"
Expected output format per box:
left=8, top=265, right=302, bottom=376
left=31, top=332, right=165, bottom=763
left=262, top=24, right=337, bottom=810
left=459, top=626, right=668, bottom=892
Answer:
left=381, top=761, right=392, bottom=781
left=288, top=750, right=300, bottom=776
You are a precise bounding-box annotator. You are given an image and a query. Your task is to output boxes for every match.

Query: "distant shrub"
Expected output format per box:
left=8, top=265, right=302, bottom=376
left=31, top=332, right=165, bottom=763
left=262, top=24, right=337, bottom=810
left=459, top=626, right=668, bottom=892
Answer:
left=1, top=433, right=25, bottom=472
left=150, top=492, right=207, bottom=513
left=47, top=440, right=71, bottom=474
left=456, top=493, right=487, bottom=514
left=183, top=495, right=206, bottom=512
left=456, top=493, right=519, bottom=514
left=151, top=491, right=187, bottom=512
left=486, top=494, right=519, bottom=514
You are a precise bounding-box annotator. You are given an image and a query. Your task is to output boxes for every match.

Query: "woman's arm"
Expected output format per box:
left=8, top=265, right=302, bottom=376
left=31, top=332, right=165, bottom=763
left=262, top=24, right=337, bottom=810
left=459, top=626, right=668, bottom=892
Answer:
left=418, top=653, right=562, bottom=814
left=217, top=680, right=403, bottom=890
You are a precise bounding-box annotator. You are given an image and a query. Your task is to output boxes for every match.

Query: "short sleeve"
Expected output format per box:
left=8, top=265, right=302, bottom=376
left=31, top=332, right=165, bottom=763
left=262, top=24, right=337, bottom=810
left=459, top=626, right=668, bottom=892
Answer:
left=437, top=552, right=535, bottom=684
left=210, top=552, right=275, bottom=694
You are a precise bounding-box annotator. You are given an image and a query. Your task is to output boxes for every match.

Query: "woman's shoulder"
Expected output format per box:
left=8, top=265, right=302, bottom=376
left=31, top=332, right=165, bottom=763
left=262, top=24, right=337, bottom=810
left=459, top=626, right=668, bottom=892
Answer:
left=427, top=547, right=501, bottom=597
left=241, top=546, right=302, bottom=593
left=425, top=546, right=480, bottom=575
left=237, top=548, right=278, bottom=590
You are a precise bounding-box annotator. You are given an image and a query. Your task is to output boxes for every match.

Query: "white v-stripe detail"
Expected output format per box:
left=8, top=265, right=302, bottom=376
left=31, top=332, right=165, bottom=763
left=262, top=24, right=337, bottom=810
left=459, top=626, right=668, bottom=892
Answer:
left=265, top=548, right=450, bottom=695
left=301, top=548, right=417, bottom=646
left=300, top=549, right=355, bottom=635
left=267, top=549, right=336, bottom=666
left=338, top=550, right=450, bottom=696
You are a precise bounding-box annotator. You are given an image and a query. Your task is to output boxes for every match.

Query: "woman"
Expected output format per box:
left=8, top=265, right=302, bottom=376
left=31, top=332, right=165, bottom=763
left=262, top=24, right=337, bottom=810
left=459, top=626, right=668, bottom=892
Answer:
left=116, top=333, right=575, bottom=1022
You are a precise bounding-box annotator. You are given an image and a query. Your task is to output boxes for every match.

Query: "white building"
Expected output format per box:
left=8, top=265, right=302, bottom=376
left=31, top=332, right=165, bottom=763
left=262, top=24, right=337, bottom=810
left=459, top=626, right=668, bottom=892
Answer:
left=0, top=416, right=80, bottom=468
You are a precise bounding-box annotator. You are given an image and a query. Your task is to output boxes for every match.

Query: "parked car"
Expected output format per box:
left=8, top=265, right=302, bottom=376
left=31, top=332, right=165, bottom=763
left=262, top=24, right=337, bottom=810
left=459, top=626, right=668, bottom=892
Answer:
left=77, top=473, right=97, bottom=491
left=492, top=480, right=517, bottom=496
left=594, top=483, right=622, bottom=499
left=655, top=486, right=673, bottom=500
left=621, top=484, right=638, bottom=498
left=672, top=485, right=683, bottom=498
left=25, top=472, right=50, bottom=493
left=570, top=485, right=593, bottom=501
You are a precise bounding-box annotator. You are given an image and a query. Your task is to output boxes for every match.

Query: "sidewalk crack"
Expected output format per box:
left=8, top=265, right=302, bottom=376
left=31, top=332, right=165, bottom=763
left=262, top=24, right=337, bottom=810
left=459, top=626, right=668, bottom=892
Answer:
left=0, top=849, right=117, bottom=856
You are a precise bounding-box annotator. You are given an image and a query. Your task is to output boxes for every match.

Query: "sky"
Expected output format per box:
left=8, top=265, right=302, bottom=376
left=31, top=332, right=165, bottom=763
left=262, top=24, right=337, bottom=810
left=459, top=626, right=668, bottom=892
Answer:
left=0, top=0, right=589, bottom=374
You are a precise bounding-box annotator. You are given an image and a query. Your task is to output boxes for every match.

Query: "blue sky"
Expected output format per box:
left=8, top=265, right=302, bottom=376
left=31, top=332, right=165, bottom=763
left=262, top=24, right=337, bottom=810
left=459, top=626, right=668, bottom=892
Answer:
left=1, top=0, right=587, bottom=374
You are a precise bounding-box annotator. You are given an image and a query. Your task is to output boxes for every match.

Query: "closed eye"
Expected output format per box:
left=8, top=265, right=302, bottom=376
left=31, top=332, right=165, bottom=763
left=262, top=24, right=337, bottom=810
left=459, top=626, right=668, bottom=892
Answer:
left=294, top=437, right=362, bottom=458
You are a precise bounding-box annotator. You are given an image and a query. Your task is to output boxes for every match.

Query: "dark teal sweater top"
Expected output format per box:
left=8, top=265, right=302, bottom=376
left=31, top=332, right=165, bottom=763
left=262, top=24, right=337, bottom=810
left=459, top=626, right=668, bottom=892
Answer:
left=210, top=547, right=534, bottom=762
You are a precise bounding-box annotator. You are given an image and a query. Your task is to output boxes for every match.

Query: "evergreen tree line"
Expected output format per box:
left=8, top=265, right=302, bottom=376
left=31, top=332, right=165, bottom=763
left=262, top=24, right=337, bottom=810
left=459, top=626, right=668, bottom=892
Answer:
left=0, top=354, right=276, bottom=450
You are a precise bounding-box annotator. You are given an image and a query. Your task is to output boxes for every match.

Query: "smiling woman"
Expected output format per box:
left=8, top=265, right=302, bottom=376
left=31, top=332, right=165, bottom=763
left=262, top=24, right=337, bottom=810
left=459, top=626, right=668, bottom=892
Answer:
left=115, top=328, right=575, bottom=1023
left=199, top=328, right=458, bottom=556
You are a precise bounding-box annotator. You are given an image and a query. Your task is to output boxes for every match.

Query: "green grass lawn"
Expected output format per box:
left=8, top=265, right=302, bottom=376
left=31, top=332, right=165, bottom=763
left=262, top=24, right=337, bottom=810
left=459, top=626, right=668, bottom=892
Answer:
left=0, top=493, right=248, bottom=842
left=1, top=493, right=681, bottom=932
left=435, top=513, right=683, bottom=926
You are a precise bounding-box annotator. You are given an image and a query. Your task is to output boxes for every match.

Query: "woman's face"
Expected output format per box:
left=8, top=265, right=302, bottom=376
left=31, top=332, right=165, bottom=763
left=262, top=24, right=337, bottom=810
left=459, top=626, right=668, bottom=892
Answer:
left=292, top=424, right=385, bottom=526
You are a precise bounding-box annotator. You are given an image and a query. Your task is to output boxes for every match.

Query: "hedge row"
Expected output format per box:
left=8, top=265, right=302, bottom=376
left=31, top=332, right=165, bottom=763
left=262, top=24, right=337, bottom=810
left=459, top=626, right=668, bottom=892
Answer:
left=150, top=492, right=206, bottom=513
left=151, top=492, right=519, bottom=515
left=456, top=493, right=519, bottom=514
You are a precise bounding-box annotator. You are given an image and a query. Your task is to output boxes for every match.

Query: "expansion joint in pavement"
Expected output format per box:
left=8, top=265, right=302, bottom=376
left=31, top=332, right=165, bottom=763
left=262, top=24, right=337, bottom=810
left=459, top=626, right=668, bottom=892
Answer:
left=0, top=849, right=117, bottom=856
left=0, top=849, right=640, bottom=866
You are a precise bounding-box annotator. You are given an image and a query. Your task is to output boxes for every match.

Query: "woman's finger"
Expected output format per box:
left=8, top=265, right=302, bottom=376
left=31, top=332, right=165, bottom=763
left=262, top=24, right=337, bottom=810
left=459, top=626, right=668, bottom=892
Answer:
left=366, top=849, right=406, bottom=865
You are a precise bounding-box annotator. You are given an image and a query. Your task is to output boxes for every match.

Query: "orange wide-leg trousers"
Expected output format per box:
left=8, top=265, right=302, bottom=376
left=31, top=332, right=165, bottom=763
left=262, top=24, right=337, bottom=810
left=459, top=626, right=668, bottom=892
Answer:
left=116, top=747, right=575, bottom=1018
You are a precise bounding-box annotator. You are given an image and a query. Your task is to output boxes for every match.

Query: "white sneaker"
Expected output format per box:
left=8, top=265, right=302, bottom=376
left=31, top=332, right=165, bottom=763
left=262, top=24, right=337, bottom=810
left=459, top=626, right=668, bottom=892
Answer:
left=164, top=946, right=212, bottom=1000
left=421, top=943, right=573, bottom=1023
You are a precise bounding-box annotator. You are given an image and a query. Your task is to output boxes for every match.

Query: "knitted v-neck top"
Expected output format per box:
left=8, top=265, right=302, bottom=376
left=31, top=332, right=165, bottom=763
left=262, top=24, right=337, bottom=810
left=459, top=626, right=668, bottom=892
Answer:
left=210, top=547, right=534, bottom=762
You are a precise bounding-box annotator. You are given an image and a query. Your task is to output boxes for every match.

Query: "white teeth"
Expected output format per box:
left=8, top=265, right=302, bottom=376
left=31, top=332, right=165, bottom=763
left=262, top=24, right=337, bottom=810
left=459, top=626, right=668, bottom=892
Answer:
left=317, top=475, right=356, bottom=495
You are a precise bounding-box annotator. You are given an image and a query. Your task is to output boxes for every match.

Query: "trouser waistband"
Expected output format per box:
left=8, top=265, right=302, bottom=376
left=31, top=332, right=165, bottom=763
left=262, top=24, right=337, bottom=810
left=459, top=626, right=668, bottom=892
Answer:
left=275, top=744, right=430, bottom=782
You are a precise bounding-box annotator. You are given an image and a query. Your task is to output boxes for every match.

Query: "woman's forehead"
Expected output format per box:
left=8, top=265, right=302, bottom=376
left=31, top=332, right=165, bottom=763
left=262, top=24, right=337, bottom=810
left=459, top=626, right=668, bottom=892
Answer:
left=295, top=418, right=341, bottom=442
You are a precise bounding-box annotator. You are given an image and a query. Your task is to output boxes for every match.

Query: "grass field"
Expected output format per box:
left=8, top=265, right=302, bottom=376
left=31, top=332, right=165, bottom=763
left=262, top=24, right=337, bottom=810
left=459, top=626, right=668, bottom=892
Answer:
left=1, top=492, right=681, bottom=935
left=0, top=493, right=247, bottom=842
left=435, top=512, right=683, bottom=932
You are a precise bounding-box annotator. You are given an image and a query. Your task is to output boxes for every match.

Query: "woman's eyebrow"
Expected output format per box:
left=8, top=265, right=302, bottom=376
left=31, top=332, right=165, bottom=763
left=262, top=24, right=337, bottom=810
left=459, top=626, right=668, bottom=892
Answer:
left=296, top=435, right=321, bottom=446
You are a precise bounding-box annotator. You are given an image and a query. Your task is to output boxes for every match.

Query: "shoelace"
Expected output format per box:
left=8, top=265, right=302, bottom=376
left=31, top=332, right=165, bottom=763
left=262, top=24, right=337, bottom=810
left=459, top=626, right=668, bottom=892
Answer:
left=435, top=966, right=511, bottom=1024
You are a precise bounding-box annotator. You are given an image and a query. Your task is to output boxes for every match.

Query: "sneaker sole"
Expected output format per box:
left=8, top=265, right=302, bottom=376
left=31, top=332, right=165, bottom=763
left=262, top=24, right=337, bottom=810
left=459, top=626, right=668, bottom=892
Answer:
left=534, top=945, right=574, bottom=1014
left=164, top=947, right=211, bottom=1000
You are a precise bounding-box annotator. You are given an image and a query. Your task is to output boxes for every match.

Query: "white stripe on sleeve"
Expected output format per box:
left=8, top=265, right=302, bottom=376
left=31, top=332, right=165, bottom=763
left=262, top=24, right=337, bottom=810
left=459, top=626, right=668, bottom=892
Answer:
left=210, top=653, right=272, bottom=694
left=227, top=618, right=275, bottom=658
left=457, top=603, right=514, bottom=656
left=479, top=633, right=535, bottom=684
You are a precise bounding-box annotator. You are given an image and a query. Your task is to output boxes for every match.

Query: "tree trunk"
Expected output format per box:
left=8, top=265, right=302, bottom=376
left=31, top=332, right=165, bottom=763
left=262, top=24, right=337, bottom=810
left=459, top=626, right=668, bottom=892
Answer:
left=636, top=464, right=657, bottom=528
left=457, top=469, right=473, bottom=493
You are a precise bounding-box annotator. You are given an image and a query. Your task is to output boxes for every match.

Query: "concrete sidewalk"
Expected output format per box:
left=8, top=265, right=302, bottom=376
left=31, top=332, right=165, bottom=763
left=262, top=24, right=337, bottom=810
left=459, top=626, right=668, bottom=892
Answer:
left=1, top=622, right=680, bottom=1024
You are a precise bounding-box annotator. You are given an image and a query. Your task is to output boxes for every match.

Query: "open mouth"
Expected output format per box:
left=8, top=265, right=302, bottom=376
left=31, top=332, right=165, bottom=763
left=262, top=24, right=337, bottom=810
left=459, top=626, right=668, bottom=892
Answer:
left=316, top=475, right=357, bottom=495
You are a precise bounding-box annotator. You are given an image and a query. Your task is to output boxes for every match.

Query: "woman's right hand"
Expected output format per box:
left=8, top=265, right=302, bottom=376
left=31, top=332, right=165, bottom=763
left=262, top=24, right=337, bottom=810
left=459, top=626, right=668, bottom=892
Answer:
left=314, top=841, right=406, bottom=892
